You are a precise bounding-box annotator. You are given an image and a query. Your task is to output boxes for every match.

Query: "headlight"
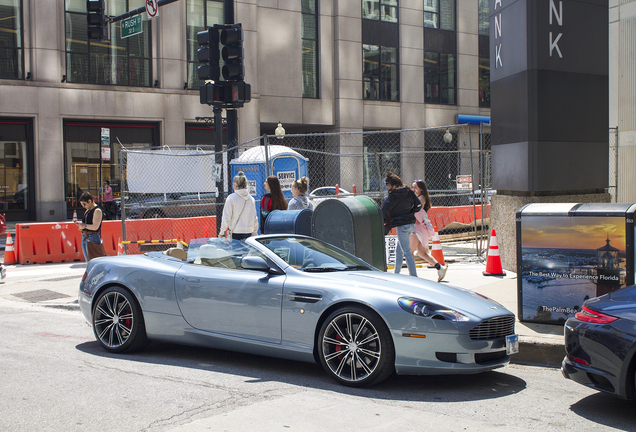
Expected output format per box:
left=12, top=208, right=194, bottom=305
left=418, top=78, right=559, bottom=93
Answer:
left=398, top=297, right=470, bottom=322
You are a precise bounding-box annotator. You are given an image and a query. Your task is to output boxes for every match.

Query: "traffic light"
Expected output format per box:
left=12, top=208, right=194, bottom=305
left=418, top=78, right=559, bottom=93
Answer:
left=197, top=27, right=220, bottom=82
left=199, top=82, right=224, bottom=105
left=220, top=24, right=244, bottom=81
left=87, top=0, right=107, bottom=40
left=223, top=81, right=251, bottom=106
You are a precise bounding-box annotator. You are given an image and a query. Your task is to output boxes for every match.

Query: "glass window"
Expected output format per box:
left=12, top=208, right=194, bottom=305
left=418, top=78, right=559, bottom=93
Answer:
left=363, top=132, right=400, bottom=193
left=363, top=45, right=399, bottom=101
left=302, top=0, right=318, bottom=98
left=0, top=0, right=23, bottom=79
left=65, top=0, right=152, bottom=86
left=186, top=0, right=223, bottom=89
left=63, top=122, right=159, bottom=213
left=478, top=0, right=489, bottom=36
left=479, top=57, right=490, bottom=108
left=425, top=52, right=455, bottom=105
left=0, top=121, right=30, bottom=214
left=363, top=0, right=397, bottom=23
left=424, top=0, right=455, bottom=31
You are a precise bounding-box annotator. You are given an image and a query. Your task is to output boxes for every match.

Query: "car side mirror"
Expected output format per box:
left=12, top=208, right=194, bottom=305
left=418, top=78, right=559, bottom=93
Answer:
left=241, top=256, right=282, bottom=274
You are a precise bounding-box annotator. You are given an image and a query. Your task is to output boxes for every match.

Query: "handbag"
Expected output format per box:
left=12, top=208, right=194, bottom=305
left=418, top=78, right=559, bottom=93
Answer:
left=87, top=240, right=106, bottom=261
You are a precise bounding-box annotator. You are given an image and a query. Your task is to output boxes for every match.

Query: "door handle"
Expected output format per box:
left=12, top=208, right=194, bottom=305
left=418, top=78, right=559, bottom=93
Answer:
left=185, top=278, right=200, bottom=283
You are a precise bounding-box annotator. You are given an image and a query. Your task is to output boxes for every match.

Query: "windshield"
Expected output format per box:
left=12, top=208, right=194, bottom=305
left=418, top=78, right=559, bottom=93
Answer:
left=257, top=237, right=373, bottom=272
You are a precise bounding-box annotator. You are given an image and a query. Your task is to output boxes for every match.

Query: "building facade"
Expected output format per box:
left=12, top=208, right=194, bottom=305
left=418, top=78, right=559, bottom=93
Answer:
left=0, top=0, right=490, bottom=222
left=610, top=0, right=636, bottom=202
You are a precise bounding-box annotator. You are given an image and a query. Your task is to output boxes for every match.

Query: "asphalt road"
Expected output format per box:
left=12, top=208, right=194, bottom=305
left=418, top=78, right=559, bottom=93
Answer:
left=0, top=296, right=634, bottom=432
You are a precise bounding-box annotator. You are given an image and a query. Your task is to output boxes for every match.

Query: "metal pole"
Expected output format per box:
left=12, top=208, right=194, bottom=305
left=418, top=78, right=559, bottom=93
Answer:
left=224, top=0, right=235, bottom=24
left=214, top=106, right=224, bottom=236
left=263, top=134, right=270, bottom=177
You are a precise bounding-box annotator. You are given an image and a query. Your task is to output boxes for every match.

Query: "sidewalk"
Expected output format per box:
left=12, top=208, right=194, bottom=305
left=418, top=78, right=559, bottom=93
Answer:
left=0, top=250, right=565, bottom=368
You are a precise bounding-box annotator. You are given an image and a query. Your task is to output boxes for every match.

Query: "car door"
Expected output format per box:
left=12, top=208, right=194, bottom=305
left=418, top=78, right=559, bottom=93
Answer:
left=174, top=240, right=285, bottom=344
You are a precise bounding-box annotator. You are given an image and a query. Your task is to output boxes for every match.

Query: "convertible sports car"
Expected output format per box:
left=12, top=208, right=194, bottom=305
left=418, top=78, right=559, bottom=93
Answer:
left=562, top=286, right=636, bottom=401
left=79, top=235, right=518, bottom=387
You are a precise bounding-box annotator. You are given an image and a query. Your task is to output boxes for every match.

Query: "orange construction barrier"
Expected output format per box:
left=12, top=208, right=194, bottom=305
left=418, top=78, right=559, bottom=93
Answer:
left=430, top=226, right=445, bottom=266
left=483, top=228, right=506, bottom=276
left=3, top=232, right=16, bottom=264
left=16, top=222, right=82, bottom=264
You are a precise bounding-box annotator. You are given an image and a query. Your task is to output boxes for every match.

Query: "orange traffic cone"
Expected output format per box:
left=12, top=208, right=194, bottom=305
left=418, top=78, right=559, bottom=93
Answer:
left=72, top=210, right=77, bottom=223
left=483, top=229, right=506, bottom=276
left=4, top=231, right=16, bottom=264
left=430, top=226, right=445, bottom=266
left=117, top=237, right=124, bottom=255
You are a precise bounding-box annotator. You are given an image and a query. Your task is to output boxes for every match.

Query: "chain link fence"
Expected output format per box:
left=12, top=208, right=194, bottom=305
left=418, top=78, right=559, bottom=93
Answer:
left=118, top=124, right=494, bottom=259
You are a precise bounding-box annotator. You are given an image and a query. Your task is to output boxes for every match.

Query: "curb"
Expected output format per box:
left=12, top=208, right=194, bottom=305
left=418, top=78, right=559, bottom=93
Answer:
left=511, top=339, right=564, bottom=368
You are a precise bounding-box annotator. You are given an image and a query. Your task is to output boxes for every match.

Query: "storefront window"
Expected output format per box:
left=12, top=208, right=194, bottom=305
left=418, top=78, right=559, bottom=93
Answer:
left=64, top=121, right=159, bottom=215
left=0, top=119, right=33, bottom=220
left=363, top=132, right=400, bottom=192
left=186, top=0, right=224, bottom=89
left=0, top=0, right=23, bottom=79
left=65, top=0, right=151, bottom=86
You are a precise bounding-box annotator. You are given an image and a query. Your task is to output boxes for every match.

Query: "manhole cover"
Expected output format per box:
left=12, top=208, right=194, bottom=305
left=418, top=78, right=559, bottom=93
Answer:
left=13, top=289, right=70, bottom=302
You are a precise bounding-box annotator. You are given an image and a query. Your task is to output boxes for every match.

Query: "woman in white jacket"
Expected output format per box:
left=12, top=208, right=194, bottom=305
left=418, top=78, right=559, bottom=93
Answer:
left=219, top=171, right=259, bottom=240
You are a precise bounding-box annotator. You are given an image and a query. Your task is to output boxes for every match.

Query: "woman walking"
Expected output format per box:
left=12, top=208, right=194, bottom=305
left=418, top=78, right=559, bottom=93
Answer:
left=381, top=172, right=421, bottom=277
left=260, top=175, right=288, bottom=230
left=288, top=177, right=314, bottom=210
left=220, top=171, right=259, bottom=240
left=75, top=192, right=103, bottom=261
left=411, top=179, right=447, bottom=281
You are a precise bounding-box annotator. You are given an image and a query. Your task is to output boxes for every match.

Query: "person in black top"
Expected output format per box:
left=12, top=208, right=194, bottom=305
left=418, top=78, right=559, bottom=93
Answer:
left=75, top=192, right=103, bottom=261
left=381, top=172, right=421, bottom=277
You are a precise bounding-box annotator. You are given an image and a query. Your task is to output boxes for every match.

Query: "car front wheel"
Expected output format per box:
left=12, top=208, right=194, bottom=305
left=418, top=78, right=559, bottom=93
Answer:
left=92, top=287, right=148, bottom=353
left=318, top=306, right=395, bottom=387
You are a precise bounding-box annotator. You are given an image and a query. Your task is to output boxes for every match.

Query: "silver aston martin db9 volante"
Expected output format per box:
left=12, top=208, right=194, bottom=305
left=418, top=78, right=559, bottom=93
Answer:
left=79, top=235, right=518, bottom=387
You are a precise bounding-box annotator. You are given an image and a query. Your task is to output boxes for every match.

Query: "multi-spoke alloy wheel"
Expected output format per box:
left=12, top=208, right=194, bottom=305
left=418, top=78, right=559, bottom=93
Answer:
left=318, top=306, right=394, bottom=387
left=92, top=287, right=147, bottom=353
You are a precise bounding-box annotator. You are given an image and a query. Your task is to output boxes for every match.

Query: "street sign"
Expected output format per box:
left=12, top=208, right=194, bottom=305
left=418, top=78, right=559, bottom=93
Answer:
left=146, top=0, right=159, bottom=19
left=121, top=15, right=142, bottom=39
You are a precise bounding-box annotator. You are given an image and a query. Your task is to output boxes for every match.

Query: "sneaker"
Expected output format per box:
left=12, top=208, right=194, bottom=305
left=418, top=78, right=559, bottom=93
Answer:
left=437, top=264, right=448, bottom=282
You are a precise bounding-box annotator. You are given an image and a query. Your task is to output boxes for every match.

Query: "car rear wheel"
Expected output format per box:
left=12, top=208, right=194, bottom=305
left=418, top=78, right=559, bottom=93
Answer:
left=318, top=306, right=394, bottom=387
left=92, top=286, right=148, bottom=353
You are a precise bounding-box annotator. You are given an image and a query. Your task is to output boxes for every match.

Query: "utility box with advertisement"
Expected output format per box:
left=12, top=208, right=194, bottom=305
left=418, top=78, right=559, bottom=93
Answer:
left=517, top=203, right=635, bottom=325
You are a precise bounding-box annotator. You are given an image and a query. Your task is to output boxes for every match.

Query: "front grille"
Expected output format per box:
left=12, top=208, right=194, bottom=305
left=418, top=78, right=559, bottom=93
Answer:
left=469, top=316, right=515, bottom=340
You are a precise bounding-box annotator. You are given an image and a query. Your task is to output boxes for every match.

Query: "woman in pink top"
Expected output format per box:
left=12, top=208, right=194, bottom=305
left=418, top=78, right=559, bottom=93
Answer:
left=410, top=179, right=447, bottom=282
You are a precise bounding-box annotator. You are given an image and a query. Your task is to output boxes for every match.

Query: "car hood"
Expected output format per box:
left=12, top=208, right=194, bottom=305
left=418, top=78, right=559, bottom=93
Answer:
left=298, top=270, right=512, bottom=319
left=584, top=285, right=636, bottom=321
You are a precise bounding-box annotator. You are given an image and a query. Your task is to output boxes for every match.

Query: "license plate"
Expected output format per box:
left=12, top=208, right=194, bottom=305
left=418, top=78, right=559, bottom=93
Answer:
left=506, top=334, right=519, bottom=355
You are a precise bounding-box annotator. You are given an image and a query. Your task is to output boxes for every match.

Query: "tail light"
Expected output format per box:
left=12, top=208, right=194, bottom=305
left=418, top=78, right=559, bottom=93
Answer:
left=81, top=271, right=88, bottom=282
left=575, top=305, right=618, bottom=324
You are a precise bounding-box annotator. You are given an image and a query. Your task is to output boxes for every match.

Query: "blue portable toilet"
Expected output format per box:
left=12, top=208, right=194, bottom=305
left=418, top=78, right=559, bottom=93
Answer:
left=230, top=145, right=309, bottom=232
